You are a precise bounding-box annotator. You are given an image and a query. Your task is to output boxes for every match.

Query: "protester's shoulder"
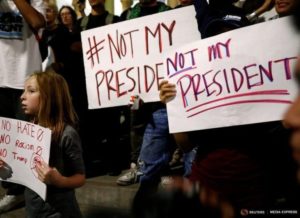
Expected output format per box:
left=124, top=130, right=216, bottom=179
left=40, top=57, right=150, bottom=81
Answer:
left=77, top=16, right=84, bottom=24
left=77, top=16, right=85, bottom=30
left=120, top=8, right=132, bottom=21
left=112, top=14, right=121, bottom=23
left=158, top=1, right=172, bottom=11
left=62, top=125, right=80, bottom=141
left=201, top=5, right=249, bottom=38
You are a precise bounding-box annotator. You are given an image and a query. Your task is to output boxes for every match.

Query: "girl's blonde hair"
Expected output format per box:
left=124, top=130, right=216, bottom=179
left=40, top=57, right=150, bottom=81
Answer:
left=29, top=71, right=78, bottom=143
left=47, top=2, right=59, bottom=15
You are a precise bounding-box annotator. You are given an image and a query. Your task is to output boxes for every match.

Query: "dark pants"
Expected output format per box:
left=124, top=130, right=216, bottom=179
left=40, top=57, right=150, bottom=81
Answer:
left=0, top=88, right=27, bottom=195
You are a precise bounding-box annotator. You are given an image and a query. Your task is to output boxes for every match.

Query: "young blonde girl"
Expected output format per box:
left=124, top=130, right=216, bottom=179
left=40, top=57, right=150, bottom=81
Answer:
left=20, top=71, right=85, bottom=217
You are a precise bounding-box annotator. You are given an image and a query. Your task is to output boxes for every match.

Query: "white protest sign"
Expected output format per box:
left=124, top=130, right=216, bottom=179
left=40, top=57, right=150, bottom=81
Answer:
left=81, top=6, right=200, bottom=109
left=0, top=117, right=51, bottom=200
left=164, top=17, right=300, bottom=133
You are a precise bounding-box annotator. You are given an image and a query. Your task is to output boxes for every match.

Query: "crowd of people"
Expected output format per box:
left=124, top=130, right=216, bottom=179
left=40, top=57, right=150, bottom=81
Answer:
left=0, top=0, right=299, bottom=217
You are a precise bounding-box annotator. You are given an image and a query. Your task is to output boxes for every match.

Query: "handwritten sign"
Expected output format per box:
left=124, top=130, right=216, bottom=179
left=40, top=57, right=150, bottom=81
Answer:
left=0, top=117, right=51, bottom=200
left=81, top=6, right=200, bottom=109
left=164, top=17, right=300, bottom=133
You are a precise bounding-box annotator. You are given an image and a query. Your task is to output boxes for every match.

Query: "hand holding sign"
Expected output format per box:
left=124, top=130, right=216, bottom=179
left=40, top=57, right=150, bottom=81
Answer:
left=159, top=80, right=176, bottom=104
left=0, top=158, right=13, bottom=180
left=35, top=161, right=61, bottom=186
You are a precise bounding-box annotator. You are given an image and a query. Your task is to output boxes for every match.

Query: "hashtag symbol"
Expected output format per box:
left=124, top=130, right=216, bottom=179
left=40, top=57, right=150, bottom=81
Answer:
left=86, top=35, right=105, bottom=68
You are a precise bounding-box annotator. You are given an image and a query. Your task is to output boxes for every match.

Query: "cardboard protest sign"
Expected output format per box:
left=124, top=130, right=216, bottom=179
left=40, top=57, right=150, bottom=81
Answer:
left=81, top=6, right=200, bottom=109
left=0, top=117, right=51, bottom=200
left=163, top=17, right=300, bottom=133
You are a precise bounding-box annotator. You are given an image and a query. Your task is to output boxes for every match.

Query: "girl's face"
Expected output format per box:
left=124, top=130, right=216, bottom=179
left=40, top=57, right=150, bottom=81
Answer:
left=21, top=77, right=40, bottom=116
left=60, top=8, right=73, bottom=27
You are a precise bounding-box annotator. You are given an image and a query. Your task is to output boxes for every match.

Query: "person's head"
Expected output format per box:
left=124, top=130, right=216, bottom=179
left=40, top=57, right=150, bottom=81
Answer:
left=139, top=0, right=157, bottom=7
left=20, top=71, right=78, bottom=142
left=72, top=0, right=86, bottom=9
left=178, top=0, right=194, bottom=6
left=275, top=0, right=297, bottom=17
left=45, top=3, right=58, bottom=26
left=88, top=0, right=105, bottom=10
left=58, top=5, right=77, bottom=30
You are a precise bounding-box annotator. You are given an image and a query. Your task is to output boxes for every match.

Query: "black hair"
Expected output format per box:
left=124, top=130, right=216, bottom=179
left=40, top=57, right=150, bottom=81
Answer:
left=57, top=5, right=77, bottom=26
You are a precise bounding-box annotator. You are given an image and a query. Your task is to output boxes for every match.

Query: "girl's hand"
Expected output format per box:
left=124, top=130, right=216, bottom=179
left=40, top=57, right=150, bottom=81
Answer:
left=35, top=161, right=61, bottom=185
left=0, top=159, right=4, bottom=168
left=159, top=80, right=176, bottom=104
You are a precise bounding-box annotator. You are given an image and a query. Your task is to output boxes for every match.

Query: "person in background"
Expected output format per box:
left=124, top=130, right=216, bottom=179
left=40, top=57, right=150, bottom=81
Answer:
left=56, top=5, right=84, bottom=108
left=40, top=3, right=72, bottom=74
left=0, top=0, right=45, bottom=213
left=72, top=0, right=86, bottom=19
left=77, top=0, right=123, bottom=176
left=58, top=5, right=79, bottom=33
left=117, top=0, right=173, bottom=190
left=54, top=5, right=83, bottom=127
left=17, top=71, right=85, bottom=217
left=120, top=0, right=170, bottom=21
left=78, top=0, right=120, bottom=30
left=194, top=0, right=250, bottom=38
left=162, top=0, right=197, bottom=185
left=40, top=2, right=57, bottom=71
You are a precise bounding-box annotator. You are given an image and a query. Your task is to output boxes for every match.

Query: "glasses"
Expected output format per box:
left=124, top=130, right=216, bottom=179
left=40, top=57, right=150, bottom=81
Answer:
left=60, top=12, right=71, bottom=17
left=46, top=8, right=55, bottom=13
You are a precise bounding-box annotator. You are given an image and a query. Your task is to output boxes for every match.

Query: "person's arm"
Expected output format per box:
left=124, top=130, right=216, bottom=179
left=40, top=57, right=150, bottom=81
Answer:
left=35, top=127, right=86, bottom=189
left=194, top=0, right=209, bottom=18
left=246, top=0, right=275, bottom=21
left=255, top=0, right=275, bottom=16
left=173, top=132, right=195, bottom=153
left=159, top=80, right=196, bottom=152
left=13, top=0, right=45, bottom=31
left=36, top=161, right=86, bottom=188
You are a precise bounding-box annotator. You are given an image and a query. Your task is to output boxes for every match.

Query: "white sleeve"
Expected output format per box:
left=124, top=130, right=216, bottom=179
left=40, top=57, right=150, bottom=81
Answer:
left=30, top=0, right=46, bottom=18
